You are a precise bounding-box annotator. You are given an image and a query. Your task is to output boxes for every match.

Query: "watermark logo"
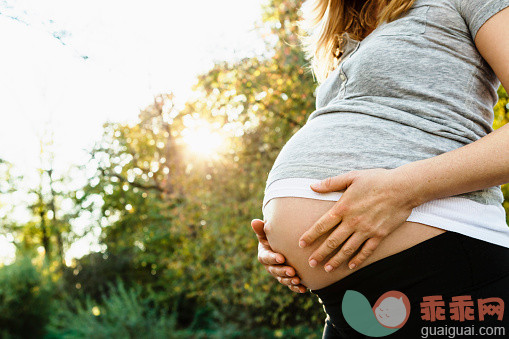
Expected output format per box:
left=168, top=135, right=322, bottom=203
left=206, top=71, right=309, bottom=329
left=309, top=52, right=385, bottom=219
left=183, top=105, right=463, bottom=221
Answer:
left=420, top=295, right=505, bottom=338
left=342, top=290, right=411, bottom=337
left=420, top=295, right=504, bottom=322
left=341, top=290, right=506, bottom=337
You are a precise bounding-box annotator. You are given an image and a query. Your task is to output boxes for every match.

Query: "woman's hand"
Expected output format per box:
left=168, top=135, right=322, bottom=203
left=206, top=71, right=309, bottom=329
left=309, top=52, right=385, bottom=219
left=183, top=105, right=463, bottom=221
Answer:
left=251, top=219, right=308, bottom=293
left=298, top=168, right=420, bottom=273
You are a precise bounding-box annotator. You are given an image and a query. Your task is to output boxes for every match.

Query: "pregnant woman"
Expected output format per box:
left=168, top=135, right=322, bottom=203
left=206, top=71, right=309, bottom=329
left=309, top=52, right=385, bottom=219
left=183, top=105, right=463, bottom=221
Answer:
left=252, top=0, right=509, bottom=337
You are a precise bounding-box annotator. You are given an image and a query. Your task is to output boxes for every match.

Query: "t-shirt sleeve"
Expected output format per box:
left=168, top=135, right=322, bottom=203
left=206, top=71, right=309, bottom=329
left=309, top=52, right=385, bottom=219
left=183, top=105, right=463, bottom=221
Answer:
left=456, top=0, right=509, bottom=40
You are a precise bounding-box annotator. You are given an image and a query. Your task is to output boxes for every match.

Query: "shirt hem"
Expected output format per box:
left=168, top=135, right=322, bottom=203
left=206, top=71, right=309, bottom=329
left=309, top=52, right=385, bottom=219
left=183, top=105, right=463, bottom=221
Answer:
left=262, top=177, right=509, bottom=249
left=265, top=164, right=504, bottom=206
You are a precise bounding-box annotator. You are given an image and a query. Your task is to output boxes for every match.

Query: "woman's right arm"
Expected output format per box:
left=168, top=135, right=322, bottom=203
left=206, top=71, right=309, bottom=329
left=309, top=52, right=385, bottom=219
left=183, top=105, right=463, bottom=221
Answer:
left=251, top=219, right=307, bottom=293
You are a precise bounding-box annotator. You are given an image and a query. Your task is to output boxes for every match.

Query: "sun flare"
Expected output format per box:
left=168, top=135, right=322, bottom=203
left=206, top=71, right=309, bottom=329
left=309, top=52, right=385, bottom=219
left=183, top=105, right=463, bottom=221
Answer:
left=180, top=117, right=225, bottom=157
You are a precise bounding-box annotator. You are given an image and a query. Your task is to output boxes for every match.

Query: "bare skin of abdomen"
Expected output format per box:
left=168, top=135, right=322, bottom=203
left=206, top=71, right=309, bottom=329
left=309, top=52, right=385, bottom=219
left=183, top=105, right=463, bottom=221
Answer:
left=263, top=197, right=447, bottom=291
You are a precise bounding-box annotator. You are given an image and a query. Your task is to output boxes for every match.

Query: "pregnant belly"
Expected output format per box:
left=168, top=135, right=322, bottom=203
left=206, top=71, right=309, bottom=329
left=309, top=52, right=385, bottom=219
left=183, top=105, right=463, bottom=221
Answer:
left=263, top=197, right=446, bottom=290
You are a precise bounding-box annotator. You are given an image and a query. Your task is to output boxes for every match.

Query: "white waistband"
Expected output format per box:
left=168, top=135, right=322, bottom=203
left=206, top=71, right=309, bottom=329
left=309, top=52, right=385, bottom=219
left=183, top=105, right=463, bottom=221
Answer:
left=262, top=177, right=509, bottom=249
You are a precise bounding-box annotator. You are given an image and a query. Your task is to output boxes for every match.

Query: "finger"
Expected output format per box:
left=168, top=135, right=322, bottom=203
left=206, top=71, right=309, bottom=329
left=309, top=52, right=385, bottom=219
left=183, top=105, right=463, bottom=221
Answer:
left=252, top=219, right=277, bottom=249
left=347, top=237, right=382, bottom=270
left=251, top=219, right=267, bottom=240
left=296, top=285, right=307, bottom=293
left=253, top=219, right=286, bottom=265
left=309, top=172, right=356, bottom=193
left=278, top=277, right=302, bottom=286
left=299, top=205, right=345, bottom=248
left=307, top=225, right=353, bottom=267
left=273, top=271, right=306, bottom=290
left=324, top=233, right=368, bottom=272
left=258, top=246, right=286, bottom=265
left=253, top=221, right=270, bottom=248
left=266, top=265, right=296, bottom=278
left=288, top=285, right=307, bottom=294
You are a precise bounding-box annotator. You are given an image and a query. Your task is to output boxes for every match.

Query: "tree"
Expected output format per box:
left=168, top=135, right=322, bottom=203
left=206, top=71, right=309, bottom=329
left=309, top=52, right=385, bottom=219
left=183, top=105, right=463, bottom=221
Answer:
left=52, top=0, right=509, bottom=332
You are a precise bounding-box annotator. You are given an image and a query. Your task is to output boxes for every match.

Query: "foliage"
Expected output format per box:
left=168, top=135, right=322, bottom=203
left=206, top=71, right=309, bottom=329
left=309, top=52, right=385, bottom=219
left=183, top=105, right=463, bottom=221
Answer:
left=0, top=255, right=53, bottom=338
left=1, top=0, right=509, bottom=336
left=46, top=278, right=180, bottom=338
left=0, top=145, right=75, bottom=272
left=494, top=85, right=509, bottom=221
left=46, top=277, right=322, bottom=339
left=493, top=86, right=508, bottom=130
left=64, top=0, right=326, bottom=330
left=59, top=250, right=148, bottom=304
left=53, top=0, right=509, bottom=333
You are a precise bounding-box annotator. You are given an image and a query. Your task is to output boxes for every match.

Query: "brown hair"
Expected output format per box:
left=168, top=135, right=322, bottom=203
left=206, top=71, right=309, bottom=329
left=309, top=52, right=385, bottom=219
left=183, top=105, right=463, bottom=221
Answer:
left=299, top=0, right=417, bottom=82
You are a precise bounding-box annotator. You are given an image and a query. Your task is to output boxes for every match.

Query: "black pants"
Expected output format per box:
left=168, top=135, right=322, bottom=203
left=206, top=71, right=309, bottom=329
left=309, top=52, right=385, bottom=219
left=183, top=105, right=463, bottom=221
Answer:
left=310, top=231, right=509, bottom=338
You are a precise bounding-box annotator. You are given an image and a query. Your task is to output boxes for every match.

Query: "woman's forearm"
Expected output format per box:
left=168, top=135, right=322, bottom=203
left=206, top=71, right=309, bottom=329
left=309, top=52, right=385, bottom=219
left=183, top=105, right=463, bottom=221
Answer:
left=394, top=122, right=509, bottom=208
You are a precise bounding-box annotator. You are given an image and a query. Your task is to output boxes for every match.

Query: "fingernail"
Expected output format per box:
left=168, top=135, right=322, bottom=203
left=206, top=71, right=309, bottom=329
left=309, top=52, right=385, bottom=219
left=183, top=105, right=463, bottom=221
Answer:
left=349, top=263, right=356, bottom=269
left=310, top=182, right=321, bottom=189
left=286, top=270, right=292, bottom=276
left=276, top=256, right=284, bottom=263
left=309, top=259, right=317, bottom=267
left=292, top=278, right=299, bottom=284
left=325, top=265, right=333, bottom=272
left=299, top=240, right=306, bottom=248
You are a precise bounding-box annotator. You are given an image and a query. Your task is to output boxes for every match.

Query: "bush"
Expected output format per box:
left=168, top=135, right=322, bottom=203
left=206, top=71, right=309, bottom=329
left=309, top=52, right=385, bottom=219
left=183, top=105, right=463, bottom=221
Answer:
left=46, top=277, right=184, bottom=338
left=45, top=276, right=324, bottom=338
left=0, top=255, right=53, bottom=338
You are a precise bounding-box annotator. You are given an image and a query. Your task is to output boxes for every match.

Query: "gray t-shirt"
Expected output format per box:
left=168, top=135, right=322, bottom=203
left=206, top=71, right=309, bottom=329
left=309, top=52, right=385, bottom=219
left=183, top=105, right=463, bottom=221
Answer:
left=265, top=0, right=509, bottom=206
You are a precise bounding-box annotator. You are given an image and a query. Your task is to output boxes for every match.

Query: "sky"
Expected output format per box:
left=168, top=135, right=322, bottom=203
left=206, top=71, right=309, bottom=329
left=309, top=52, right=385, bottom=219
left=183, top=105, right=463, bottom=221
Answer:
left=0, top=0, right=267, bottom=265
